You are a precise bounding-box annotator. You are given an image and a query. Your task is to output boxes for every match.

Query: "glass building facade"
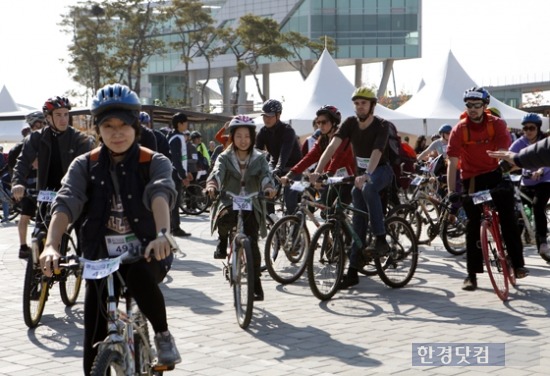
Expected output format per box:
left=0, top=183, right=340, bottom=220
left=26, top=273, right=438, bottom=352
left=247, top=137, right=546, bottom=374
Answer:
left=144, top=0, right=421, bottom=108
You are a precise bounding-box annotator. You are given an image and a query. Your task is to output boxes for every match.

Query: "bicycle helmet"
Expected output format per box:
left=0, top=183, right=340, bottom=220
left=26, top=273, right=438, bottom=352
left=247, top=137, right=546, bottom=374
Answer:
left=139, top=111, right=151, bottom=124
left=25, top=111, right=45, bottom=126
left=488, top=107, right=501, bottom=118
left=91, top=83, right=141, bottom=126
left=521, top=113, right=542, bottom=126
left=463, top=86, right=490, bottom=104
left=228, top=115, right=256, bottom=130
left=351, top=87, right=377, bottom=102
left=190, top=131, right=202, bottom=139
left=42, top=96, right=71, bottom=115
left=438, top=124, right=452, bottom=135
left=316, top=105, right=342, bottom=125
left=261, top=99, right=282, bottom=115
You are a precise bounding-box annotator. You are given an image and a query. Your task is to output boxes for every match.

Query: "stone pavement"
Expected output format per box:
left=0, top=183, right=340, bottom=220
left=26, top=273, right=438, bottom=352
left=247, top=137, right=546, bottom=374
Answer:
left=0, top=214, right=549, bottom=376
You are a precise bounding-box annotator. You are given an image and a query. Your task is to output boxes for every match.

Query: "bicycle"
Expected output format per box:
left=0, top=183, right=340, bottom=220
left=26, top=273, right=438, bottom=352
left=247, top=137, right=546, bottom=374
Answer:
left=60, top=239, right=179, bottom=376
left=23, top=189, right=82, bottom=328
left=217, top=190, right=264, bottom=329
left=469, top=188, right=516, bottom=301
left=307, top=176, right=418, bottom=301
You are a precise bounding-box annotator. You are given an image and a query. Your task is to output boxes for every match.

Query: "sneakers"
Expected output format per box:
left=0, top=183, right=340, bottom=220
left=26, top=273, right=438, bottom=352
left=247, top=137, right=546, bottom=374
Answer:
left=462, top=276, right=477, bottom=291
left=539, top=243, right=550, bottom=259
left=364, top=235, right=390, bottom=258
left=172, top=228, right=191, bottom=237
left=155, top=332, right=182, bottom=366
left=337, top=273, right=359, bottom=289
left=514, top=267, right=529, bottom=279
left=213, top=237, right=228, bottom=259
left=19, top=245, right=31, bottom=259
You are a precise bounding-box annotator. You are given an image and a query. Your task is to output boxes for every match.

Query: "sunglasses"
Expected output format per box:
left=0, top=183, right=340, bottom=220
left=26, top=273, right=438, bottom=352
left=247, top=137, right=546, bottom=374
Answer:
left=523, top=126, right=537, bottom=132
left=315, top=120, right=329, bottom=126
left=465, top=102, right=484, bottom=109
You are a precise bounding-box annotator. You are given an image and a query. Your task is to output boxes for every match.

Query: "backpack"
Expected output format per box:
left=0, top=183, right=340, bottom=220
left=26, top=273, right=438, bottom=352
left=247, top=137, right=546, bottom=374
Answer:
left=461, top=116, right=495, bottom=145
left=384, top=118, right=405, bottom=166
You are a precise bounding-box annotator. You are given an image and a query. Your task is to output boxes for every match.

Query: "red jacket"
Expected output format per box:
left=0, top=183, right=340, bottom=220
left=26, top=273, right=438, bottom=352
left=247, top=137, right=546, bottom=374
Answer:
left=290, top=137, right=355, bottom=176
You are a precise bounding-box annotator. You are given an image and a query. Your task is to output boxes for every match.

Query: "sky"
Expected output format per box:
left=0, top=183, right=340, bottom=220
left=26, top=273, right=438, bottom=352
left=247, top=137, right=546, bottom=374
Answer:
left=1, top=0, right=550, bottom=110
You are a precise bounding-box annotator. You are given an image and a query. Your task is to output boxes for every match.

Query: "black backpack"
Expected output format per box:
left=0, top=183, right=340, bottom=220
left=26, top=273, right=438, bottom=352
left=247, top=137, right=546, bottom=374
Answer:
left=383, top=118, right=403, bottom=167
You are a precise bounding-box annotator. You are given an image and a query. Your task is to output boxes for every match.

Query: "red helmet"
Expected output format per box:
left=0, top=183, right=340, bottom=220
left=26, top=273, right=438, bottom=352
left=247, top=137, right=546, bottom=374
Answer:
left=316, top=105, right=342, bottom=125
left=43, top=96, right=71, bottom=115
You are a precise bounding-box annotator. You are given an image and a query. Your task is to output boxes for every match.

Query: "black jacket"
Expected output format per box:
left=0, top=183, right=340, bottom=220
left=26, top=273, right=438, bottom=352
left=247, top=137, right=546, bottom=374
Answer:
left=255, top=121, right=302, bottom=176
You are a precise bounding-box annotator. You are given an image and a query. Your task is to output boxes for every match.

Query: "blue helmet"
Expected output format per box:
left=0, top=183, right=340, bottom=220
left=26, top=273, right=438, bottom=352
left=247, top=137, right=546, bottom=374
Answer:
left=91, top=83, right=141, bottom=117
left=463, top=86, right=490, bottom=104
left=139, top=111, right=151, bottom=124
left=261, top=99, right=282, bottom=115
left=438, top=124, right=452, bottom=134
left=521, top=113, right=542, bottom=126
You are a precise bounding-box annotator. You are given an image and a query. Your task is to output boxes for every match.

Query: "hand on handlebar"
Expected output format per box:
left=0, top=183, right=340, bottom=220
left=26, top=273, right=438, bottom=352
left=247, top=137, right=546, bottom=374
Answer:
left=40, top=245, right=61, bottom=277
left=11, top=184, right=26, bottom=202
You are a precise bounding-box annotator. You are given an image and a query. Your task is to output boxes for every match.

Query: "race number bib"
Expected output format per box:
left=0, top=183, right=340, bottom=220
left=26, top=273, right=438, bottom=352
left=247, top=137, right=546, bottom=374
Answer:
left=82, top=257, right=121, bottom=280
left=356, top=156, right=370, bottom=170
left=233, top=196, right=253, bottom=211
left=37, top=190, right=57, bottom=203
left=472, top=190, right=492, bottom=205
left=334, top=167, right=349, bottom=177
left=105, top=234, right=141, bottom=257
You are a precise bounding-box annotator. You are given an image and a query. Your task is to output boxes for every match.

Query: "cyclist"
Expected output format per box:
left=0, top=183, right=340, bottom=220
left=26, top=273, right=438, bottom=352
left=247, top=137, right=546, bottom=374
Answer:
left=205, top=115, right=276, bottom=301
left=167, top=113, right=193, bottom=237
left=140, top=111, right=171, bottom=159
left=417, top=124, right=452, bottom=161
left=507, top=113, right=550, bottom=259
left=8, top=113, right=45, bottom=257
left=255, top=99, right=302, bottom=215
left=310, top=87, right=394, bottom=289
left=447, top=86, right=528, bottom=291
left=281, top=105, right=354, bottom=206
left=11, top=96, right=94, bottom=233
left=39, top=83, right=181, bottom=375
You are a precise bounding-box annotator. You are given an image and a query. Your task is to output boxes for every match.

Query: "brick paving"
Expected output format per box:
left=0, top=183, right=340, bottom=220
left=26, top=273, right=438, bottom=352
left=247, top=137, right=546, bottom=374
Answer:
left=0, top=214, right=549, bottom=375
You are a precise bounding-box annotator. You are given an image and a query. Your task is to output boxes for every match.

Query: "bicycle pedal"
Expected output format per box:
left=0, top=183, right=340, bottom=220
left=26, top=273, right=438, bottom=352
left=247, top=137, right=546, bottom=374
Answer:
left=153, top=363, right=175, bottom=372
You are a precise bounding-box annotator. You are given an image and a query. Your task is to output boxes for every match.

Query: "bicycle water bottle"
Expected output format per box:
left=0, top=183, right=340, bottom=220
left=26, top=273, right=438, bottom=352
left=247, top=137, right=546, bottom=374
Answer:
left=524, top=205, right=533, bottom=223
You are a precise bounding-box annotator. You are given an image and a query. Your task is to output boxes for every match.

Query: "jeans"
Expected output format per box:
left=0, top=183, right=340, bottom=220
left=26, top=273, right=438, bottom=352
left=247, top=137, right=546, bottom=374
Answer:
left=349, top=164, right=393, bottom=268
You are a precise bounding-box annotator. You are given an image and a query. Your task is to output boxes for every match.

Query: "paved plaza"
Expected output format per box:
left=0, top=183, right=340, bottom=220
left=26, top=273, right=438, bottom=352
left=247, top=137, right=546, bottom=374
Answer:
left=0, top=213, right=549, bottom=376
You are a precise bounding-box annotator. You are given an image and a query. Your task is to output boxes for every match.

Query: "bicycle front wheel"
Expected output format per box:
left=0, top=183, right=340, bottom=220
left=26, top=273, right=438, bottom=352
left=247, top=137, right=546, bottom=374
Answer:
left=307, top=222, right=345, bottom=301
left=375, top=216, right=418, bottom=288
left=480, top=220, right=509, bottom=301
left=22, top=258, right=49, bottom=328
left=91, top=348, right=126, bottom=376
left=59, top=227, right=82, bottom=306
left=387, top=203, right=422, bottom=242
left=264, top=215, right=309, bottom=284
left=233, top=237, right=255, bottom=329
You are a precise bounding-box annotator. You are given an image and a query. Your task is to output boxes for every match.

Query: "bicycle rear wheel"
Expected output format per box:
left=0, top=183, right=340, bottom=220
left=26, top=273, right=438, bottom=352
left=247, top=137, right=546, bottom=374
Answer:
left=375, top=216, right=418, bottom=288
left=264, top=215, right=309, bottom=284
left=480, top=219, right=509, bottom=301
left=91, top=348, right=125, bottom=376
left=233, top=237, right=255, bottom=329
left=307, top=222, right=345, bottom=301
left=59, top=226, right=82, bottom=306
left=440, top=207, right=467, bottom=255
left=180, top=183, right=210, bottom=215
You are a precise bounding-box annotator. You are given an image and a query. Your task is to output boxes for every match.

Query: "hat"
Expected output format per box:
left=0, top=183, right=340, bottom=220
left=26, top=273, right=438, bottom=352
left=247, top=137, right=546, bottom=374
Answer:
left=22, top=124, right=31, bottom=131
left=96, top=109, right=138, bottom=126
left=183, top=130, right=191, bottom=136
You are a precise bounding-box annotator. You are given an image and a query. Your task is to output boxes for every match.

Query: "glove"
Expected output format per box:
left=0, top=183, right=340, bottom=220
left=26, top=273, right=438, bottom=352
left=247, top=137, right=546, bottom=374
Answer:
left=448, top=192, right=461, bottom=204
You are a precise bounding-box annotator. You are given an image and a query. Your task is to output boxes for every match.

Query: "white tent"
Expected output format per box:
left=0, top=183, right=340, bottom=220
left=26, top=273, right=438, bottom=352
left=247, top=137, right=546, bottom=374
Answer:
left=277, top=50, right=424, bottom=137
left=0, top=85, right=36, bottom=143
left=395, top=50, right=547, bottom=136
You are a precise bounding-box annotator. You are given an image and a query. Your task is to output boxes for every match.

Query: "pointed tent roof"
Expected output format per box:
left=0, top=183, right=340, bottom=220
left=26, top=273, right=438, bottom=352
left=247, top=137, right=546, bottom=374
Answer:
left=279, top=50, right=423, bottom=136
left=395, top=50, right=545, bottom=135
left=0, top=85, right=19, bottom=112
left=0, top=85, right=32, bottom=143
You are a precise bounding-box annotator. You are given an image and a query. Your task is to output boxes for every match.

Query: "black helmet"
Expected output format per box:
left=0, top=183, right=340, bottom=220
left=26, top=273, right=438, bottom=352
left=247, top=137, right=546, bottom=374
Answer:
left=190, top=131, right=202, bottom=139
left=43, top=96, right=71, bottom=115
left=316, top=105, right=342, bottom=125
left=261, top=99, right=282, bottom=115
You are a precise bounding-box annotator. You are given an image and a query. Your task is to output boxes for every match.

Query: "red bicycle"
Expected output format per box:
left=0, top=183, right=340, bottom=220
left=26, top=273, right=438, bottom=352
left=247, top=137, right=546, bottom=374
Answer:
left=470, top=189, right=516, bottom=301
